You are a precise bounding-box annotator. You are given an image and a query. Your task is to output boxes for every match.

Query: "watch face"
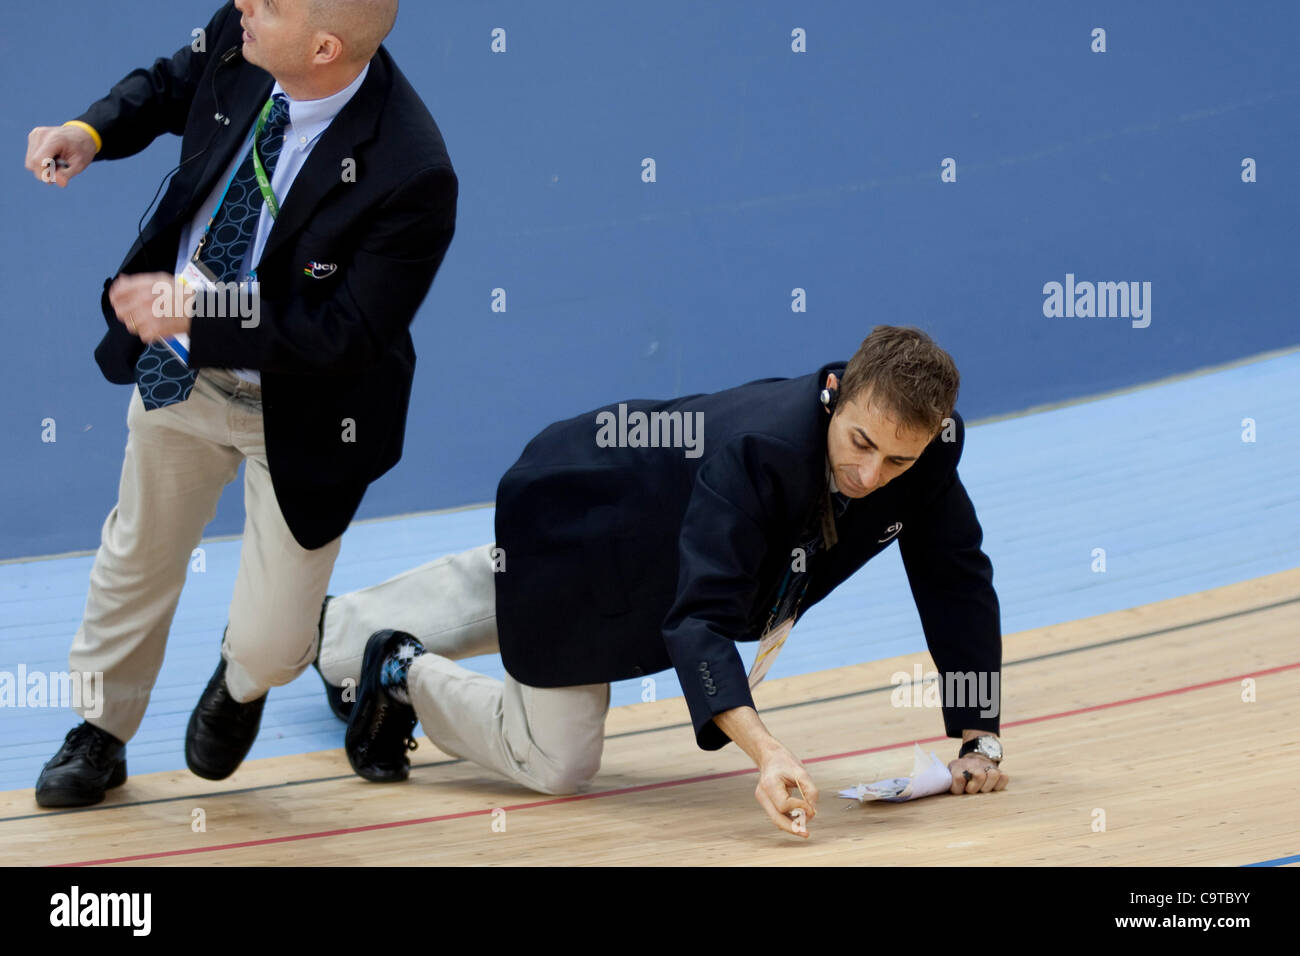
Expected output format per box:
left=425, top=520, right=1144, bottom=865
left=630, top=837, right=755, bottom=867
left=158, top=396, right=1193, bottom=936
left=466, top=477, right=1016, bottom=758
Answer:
left=980, top=737, right=1003, bottom=760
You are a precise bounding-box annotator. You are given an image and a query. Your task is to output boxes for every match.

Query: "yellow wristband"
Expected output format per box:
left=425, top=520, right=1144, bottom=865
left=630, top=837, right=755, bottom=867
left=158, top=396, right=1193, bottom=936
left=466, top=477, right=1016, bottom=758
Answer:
left=62, top=120, right=102, bottom=154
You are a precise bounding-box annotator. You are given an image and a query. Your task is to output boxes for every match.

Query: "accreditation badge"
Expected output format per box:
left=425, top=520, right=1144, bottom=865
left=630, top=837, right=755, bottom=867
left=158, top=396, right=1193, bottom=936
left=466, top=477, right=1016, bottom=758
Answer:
left=163, top=257, right=220, bottom=365
left=747, top=617, right=795, bottom=690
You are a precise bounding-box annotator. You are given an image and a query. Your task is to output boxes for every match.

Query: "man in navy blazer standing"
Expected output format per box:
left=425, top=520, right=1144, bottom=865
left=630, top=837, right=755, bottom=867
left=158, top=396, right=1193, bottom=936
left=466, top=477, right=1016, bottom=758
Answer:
left=318, top=326, right=1008, bottom=837
left=24, top=0, right=456, bottom=806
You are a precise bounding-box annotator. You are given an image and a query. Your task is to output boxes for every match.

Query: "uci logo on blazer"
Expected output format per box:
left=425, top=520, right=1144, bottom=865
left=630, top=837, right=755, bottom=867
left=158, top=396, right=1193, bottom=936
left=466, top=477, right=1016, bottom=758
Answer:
left=303, top=260, right=338, bottom=279
left=877, top=521, right=903, bottom=544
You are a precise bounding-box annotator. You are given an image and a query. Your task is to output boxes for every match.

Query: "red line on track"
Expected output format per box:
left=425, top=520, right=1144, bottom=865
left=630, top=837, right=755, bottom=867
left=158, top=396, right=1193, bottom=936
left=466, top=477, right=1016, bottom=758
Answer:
left=52, top=660, right=1300, bottom=866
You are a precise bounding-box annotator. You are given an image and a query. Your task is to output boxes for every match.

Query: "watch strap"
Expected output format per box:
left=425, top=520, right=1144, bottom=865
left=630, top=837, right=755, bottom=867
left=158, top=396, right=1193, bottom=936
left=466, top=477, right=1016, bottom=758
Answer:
left=959, top=736, right=1000, bottom=762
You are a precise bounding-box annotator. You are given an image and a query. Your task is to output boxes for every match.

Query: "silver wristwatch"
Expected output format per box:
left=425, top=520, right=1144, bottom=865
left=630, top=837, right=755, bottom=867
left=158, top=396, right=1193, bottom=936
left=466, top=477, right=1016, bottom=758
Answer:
left=959, top=735, right=1002, bottom=764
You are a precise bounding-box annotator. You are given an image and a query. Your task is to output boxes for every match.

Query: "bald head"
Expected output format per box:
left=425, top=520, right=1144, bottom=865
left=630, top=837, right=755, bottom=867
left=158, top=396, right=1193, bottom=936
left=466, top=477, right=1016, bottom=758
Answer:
left=236, top=0, right=398, bottom=98
left=309, top=0, right=399, bottom=64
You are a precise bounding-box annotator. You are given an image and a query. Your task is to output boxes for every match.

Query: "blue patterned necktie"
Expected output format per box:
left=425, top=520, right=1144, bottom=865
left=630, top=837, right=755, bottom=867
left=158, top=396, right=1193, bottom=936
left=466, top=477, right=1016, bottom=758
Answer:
left=134, top=94, right=291, bottom=410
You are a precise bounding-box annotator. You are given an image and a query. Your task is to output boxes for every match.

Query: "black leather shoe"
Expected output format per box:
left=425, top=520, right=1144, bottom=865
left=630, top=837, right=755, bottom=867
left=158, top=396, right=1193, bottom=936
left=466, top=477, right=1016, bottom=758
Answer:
left=34, top=722, right=127, bottom=808
left=345, top=630, right=419, bottom=783
left=185, top=656, right=266, bottom=780
left=312, top=595, right=354, bottom=722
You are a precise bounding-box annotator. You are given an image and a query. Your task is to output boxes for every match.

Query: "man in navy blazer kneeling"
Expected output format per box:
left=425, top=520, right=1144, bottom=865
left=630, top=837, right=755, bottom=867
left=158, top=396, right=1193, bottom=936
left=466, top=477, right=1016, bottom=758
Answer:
left=317, top=325, right=1008, bottom=837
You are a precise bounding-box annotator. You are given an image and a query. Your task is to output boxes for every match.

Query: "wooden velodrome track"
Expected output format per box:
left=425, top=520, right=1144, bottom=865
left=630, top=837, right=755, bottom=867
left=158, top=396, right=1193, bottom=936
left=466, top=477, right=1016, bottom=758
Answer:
left=4, top=568, right=1297, bottom=866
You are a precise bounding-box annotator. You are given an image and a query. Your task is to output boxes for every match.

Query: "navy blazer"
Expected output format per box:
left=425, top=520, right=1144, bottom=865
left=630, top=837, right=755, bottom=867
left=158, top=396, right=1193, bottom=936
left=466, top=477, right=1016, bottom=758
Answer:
left=494, top=364, right=1003, bottom=750
left=75, top=2, right=457, bottom=550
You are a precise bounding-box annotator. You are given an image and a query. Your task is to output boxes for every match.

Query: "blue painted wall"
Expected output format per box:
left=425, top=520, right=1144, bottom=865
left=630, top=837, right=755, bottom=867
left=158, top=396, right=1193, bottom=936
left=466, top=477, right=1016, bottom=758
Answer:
left=2, top=1, right=1297, bottom=559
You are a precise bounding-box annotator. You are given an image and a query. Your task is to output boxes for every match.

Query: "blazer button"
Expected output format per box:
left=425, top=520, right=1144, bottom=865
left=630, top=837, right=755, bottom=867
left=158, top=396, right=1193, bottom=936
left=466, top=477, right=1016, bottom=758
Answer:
left=698, top=662, right=709, bottom=672
left=631, top=666, right=643, bottom=676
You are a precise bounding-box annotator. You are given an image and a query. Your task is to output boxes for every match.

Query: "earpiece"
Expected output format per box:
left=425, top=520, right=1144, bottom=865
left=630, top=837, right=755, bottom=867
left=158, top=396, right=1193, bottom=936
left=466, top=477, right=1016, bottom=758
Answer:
left=135, top=46, right=242, bottom=271
left=820, top=385, right=838, bottom=413
left=213, top=47, right=242, bottom=126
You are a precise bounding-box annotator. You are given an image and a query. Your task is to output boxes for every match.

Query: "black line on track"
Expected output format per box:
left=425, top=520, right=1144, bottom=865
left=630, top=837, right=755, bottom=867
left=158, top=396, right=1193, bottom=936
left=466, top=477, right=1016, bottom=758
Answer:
left=4, top=593, right=1296, bottom=825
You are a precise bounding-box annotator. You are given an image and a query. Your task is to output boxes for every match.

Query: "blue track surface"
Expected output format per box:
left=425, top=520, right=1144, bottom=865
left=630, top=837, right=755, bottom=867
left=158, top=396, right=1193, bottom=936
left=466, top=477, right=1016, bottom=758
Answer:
left=2, top=1, right=1298, bottom=559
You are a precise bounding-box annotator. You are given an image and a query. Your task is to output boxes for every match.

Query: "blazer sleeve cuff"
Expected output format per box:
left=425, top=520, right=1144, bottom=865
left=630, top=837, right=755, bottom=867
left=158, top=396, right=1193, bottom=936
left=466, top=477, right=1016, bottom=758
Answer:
left=62, top=120, right=102, bottom=153
left=680, top=658, right=755, bottom=751
left=941, top=702, right=1001, bottom=739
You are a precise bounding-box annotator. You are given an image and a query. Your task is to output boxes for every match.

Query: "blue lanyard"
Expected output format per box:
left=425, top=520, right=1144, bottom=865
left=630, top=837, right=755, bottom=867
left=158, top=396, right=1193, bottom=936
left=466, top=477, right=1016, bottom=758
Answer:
left=192, top=96, right=282, bottom=265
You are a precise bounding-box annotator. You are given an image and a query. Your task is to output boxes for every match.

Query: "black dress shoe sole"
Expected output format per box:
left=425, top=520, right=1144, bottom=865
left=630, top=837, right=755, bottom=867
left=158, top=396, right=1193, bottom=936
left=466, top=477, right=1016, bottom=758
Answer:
left=35, top=759, right=127, bottom=808
left=185, top=711, right=261, bottom=781
left=185, top=658, right=266, bottom=781
left=185, top=748, right=238, bottom=782
left=345, top=629, right=415, bottom=783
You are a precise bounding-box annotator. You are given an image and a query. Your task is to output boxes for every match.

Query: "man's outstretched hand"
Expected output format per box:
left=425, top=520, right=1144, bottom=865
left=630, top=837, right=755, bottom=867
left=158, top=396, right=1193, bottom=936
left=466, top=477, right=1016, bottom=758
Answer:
left=754, top=743, right=819, bottom=837
left=715, top=705, right=819, bottom=838
left=26, top=125, right=96, bottom=187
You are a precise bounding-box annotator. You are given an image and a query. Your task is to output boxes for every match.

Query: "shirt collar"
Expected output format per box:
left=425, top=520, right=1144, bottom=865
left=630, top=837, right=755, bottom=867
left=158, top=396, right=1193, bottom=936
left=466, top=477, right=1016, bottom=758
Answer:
left=826, top=458, right=853, bottom=516
left=271, top=62, right=370, bottom=148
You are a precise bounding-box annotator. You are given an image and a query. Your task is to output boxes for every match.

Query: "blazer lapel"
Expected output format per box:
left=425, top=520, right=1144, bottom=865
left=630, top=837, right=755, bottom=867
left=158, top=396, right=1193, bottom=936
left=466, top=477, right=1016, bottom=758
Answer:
left=140, top=65, right=273, bottom=254
left=259, top=53, right=387, bottom=264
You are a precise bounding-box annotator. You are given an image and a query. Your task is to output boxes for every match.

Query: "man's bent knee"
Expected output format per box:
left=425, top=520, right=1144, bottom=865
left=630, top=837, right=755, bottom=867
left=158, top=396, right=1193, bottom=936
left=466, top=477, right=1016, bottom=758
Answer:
left=224, top=626, right=316, bottom=690
left=529, top=750, right=602, bottom=796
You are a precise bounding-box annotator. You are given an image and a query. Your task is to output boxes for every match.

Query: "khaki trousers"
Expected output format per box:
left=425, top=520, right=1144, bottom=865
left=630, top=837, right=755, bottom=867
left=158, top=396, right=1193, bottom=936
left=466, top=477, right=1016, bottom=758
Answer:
left=319, top=543, right=610, bottom=795
left=69, top=368, right=342, bottom=741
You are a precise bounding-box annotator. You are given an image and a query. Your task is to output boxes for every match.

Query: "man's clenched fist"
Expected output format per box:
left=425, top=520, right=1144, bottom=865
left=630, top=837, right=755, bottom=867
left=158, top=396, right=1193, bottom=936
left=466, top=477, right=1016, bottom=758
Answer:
left=25, top=125, right=96, bottom=187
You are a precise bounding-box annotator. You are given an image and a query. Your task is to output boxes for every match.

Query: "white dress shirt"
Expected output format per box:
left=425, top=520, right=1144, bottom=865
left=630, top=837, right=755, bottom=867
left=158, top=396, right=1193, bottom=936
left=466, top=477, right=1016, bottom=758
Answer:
left=172, top=63, right=370, bottom=385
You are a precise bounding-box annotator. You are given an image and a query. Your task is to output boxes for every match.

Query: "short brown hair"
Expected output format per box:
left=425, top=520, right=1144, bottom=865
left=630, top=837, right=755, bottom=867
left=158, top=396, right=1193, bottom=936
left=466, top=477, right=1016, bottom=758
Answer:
left=838, top=326, right=959, bottom=436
